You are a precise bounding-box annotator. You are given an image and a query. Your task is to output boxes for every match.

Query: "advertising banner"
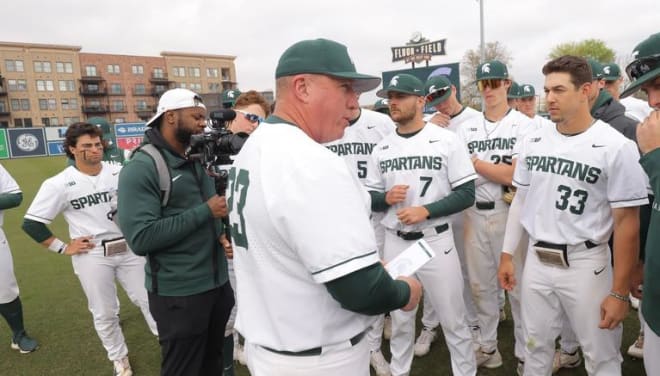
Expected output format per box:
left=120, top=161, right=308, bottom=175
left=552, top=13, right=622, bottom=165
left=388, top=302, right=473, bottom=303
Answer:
left=7, top=128, right=48, bottom=158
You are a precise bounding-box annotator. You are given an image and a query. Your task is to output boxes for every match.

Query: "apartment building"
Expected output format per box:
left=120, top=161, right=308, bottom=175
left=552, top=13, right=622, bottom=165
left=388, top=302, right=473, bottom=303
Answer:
left=0, top=41, right=237, bottom=127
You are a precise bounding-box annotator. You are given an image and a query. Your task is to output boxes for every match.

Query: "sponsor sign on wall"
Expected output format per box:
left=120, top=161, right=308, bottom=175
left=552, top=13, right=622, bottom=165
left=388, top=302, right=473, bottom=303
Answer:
left=115, top=122, right=146, bottom=151
left=7, top=128, right=47, bottom=158
left=48, top=141, right=66, bottom=156
left=0, top=130, right=9, bottom=159
left=44, top=126, right=70, bottom=141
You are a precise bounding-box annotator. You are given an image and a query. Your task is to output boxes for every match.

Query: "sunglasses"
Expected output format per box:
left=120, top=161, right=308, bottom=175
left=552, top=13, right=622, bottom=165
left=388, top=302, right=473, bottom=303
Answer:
left=235, top=109, right=264, bottom=124
left=625, top=54, right=660, bottom=81
left=477, top=79, right=504, bottom=92
left=425, top=87, right=450, bottom=103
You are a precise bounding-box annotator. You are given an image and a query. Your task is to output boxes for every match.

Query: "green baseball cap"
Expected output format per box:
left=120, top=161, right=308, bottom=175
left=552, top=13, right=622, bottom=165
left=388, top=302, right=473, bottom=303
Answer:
left=507, top=81, right=522, bottom=99
left=376, top=74, right=424, bottom=98
left=275, top=38, right=381, bottom=93
left=88, top=117, right=113, bottom=139
left=622, top=32, right=660, bottom=98
left=374, top=99, right=389, bottom=112
left=476, top=60, right=509, bottom=81
left=587, top=59, right=604, bottom=81
left=601, top=63, right=621, bottom=81
left=519, top=83, right=536, bottom=98
left=424, top=76, right=452, bottom=106
left=221, top=89, right=241, bottom=107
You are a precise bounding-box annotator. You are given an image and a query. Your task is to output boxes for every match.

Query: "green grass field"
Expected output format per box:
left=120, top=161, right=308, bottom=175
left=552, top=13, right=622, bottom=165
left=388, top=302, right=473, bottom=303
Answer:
left=0, top=156, right=647, bottom=375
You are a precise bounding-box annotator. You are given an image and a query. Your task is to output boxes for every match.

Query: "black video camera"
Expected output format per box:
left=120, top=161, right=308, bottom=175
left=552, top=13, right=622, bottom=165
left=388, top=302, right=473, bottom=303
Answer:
left=186, top=109, right=249, bottom=194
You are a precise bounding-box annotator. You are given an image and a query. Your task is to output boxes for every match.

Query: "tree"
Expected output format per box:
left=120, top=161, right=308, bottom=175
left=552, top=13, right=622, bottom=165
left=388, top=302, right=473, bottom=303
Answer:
left=461, top=41, right=513, bottom=108
left=548, top=39, right=615, bottom=62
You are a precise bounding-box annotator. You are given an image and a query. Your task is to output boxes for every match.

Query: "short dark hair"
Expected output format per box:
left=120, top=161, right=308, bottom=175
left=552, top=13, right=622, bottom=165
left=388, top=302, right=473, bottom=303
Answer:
left=63, top=122, right=103, bottom=159
left=542, top=56, right=592, bottom=88
left=234, top=90, right=271, bottom=117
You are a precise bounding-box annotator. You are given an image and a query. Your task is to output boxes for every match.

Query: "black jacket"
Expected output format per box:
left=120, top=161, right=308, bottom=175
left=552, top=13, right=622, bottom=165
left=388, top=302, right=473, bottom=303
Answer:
left=591, top=90, right=639, bottom=142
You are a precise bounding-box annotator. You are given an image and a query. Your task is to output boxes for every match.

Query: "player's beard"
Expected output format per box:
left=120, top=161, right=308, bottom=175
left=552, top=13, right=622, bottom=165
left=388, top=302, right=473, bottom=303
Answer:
left=174, top=118, right=194, bottom=146
left=391, top=104, right=416, bottom=126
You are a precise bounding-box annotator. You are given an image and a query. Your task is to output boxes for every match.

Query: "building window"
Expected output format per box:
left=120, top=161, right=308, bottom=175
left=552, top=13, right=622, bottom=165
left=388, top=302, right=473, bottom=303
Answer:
left=41, top=117, right=50, bottom=126
left=114, top=118, right=125, bottom=123
left=111, top=100, right=125, bottom=112
left=177, top=83, right=187, bottom=89
left=153, top=68, right=164, bottom=78
left=11, top=99, right=30, bottom=111
left=63, top=117, right=80, bottom=125
left=110, top=83, right=123, bottom=94
left=34, top=61, right=52, bottom=73
left=132, top=65, right=144, bottom=75
left=207, top=68, right=219, bottom=78
left=7, top=79, right=27, bottom=91
left=38, top=99, right=57, bottom=111
left=56, top=62, right=74, bottom=73
left=221, top=68, right=231, bottom=81
left=61, top=98, right=79, bottom=110
left=190, top=83, right=202, bottom=91
left=107, top=64, right=120, bottom=74
left=5, top=60, right=24, bottom=72
left=134, top=84, right=146, bottom=95
left=14, top=118, right=22, bottom=127
left=59, top=80, right=75, bottom=92
left=188, top=67, right=201, bottom=78
left=208, top=82, right=221, bottom=92
left=23, top=118, right=33, bottom=127
left=36, top=80, right=55, bottom=91
left=136, top=100, right=148, bottom=110
left=0, top=101, right=7, bottom=112
left=85, top=65, right=97, bottom=76
left=173, top=67, right=185, bottom=77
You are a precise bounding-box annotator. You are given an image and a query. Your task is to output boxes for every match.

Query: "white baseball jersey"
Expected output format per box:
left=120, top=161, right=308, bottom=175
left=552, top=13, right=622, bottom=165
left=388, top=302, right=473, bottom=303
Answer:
left=423, top=106, right=482, bottom=134
left=365, top=123, right=477, bottom=231
left=532, top=114, right=554, bottom=129
left=228, top=119, right=380, bottom=351
left=0, top=164, right=20, bottom=227
left=25, top=162, right=124, bottom=254
left=513, top=120, right=649, bottom=245
left=620, top=96, right=653, bottom=122
left=457, top=109, right=535, bottom=202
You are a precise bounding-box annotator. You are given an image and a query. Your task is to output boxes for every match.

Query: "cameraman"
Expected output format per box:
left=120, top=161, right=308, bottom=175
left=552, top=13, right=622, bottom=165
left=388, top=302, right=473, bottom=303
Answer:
left=117, top=88, right=234, bottom=376
left=216, top=90, right=270, bottom=375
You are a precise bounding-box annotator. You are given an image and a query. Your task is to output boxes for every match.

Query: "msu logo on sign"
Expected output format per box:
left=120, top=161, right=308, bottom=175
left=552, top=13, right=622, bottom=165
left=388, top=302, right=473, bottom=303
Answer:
left=16, top=133, right=39, bottom=152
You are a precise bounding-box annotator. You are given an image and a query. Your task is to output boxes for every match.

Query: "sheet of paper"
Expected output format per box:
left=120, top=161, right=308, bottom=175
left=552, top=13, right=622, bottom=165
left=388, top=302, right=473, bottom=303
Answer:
left=385, top=239, right=435, bottom=279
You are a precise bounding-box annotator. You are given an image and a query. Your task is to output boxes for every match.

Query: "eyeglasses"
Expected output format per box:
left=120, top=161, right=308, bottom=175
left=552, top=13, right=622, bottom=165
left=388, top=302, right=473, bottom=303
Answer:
left=235, top=109, right=264, bottom=124
left=425, top=87, right=450, bottom=103
left=625, top=54, right=660, bottom=81
left=477, top=79, right=504, bottom=92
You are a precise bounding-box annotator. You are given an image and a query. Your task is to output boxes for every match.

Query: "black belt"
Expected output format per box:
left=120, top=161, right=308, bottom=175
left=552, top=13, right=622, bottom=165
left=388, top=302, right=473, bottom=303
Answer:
left=262, top=331, right=366, bottom=357
left=476, top=201, right=495, bottom=210
left=535, top=240, right=599, bottom=251
left=396, top=223, right=449, bottom=241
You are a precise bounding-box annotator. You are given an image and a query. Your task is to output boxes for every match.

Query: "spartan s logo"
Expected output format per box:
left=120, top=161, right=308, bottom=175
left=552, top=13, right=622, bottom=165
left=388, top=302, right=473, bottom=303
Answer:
left=382, top=99, right=389, bottom=105
left=390, top=76, right=399, bottom=86
left=481, top=63, right=491, bottom=74
left=524, top=85, right=531, bottom=92
left=603, top=66, right=611, bottom=75
left=228, top=90, right=236, bottom=98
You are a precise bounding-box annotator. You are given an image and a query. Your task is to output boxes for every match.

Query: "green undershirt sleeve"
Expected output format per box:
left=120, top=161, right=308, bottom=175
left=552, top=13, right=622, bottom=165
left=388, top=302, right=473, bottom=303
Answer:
left=325, top=263, right=410, bottom=315
left=369, top=191, right=389, bottom=212
left=423, top=180, right=475, bottom=219
left=0, top=192, right=22, bottom=210
left=21, top=218, right=53, bottom=243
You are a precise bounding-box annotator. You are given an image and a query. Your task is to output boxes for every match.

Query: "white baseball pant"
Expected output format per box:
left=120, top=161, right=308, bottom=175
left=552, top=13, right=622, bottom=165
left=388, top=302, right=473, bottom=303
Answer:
left=0, top=229, right=19, bottom=304
left=367, top=218, right=386, bottom=352
left=72, top=250, right=158, bottom=361
left=225, top=259, right=237, bottom=337
left=521, top=242, right=622, bottom=376
left=385, top=228, right=476, bottom=376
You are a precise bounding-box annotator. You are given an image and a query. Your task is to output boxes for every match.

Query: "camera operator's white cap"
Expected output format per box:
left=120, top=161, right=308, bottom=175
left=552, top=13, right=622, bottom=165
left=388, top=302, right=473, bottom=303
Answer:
left=146, top=88, right=206, bottom=127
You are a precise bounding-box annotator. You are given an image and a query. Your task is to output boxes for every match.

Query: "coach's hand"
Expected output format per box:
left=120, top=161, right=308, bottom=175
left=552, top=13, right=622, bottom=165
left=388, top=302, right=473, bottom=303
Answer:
left=637, top=111, right=660, bottom=154
left=65, top=236, right=95, bottom=255
left=498, top=253, right=516, bottom=291
left=599, top=294, right=629, bottom=330
left=386, top=185, right=408, bottom=206
left=396, top=206, right=429, bottom=225
left=220, top=234, right=233, bottom=259
left=207, top=195, right=228, bottom=218
left=398, top=276, right=422, bottom=312
left=428, top=112, right=451, bottom=127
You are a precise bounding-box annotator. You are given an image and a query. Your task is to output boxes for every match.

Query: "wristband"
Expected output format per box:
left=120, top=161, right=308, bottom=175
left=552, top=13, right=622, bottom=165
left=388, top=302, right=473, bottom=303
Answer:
left=609, top=291, right=630, bottom=303
left=47, top=238, right=67, bottom=254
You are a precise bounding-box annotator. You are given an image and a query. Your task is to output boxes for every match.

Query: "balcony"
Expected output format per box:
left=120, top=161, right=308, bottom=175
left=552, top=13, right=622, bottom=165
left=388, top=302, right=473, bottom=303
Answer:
left=150, top=73, right=172, bottom=83
left=110, top=106, right=127, bottom=113
left=132, top=89, right=149, bottom=96
left=81, top=105, right=109, bottom=114
left=151, top=86, right=168, bottom=97
left=108, top=90, right=125, bottom=96
left=79, top=75, right=105, bottom=82
left=0, top=87, right=7, bottom=96
left=0, top=109, right=10, bottom=116
left=80, top=88, right=108, bottom=96
left=135, top=105, right=155, bottom=116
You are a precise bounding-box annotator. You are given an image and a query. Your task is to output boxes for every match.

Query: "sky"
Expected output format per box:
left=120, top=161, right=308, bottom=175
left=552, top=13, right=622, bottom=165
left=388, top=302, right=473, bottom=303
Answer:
left=2, top=0, right=657, bottom=105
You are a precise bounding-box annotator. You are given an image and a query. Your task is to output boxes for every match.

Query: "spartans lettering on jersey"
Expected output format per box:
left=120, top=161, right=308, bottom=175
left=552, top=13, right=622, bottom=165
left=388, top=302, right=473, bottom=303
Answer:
left=467, top=137, right=516, bottom=154
left=326, top=142, right=375, bottom=156
left=70, top=192, right=112, bottom=209
left=525, top=156, right=602, bottom=184
left=379, top=156, right=443, bottom=173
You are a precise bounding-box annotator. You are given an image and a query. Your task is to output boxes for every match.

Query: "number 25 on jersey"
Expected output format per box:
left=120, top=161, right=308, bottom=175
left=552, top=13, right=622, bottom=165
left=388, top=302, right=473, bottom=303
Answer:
left=227, top=167, right=250, bottom=249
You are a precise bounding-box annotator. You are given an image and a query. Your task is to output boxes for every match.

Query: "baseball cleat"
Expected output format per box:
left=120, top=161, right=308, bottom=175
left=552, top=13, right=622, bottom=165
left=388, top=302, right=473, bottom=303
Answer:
left=10, top=331, right=38, bottom=354
left=551, top=349, right=581, bottom=373
left=383, top=314, right=392, bottom=340
left=627, top=332, right=644, bottom=359
left=476, top=347, right=503, bottom=368
left=369, top=350, right=391, bottom=376
left=413, top=327, right=437, bottom=357
left=113, top=356, right=133, bottom=376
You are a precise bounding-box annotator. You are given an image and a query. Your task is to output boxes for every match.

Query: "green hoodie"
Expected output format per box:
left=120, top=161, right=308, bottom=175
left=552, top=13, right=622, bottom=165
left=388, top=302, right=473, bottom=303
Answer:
left=640, top=148, right=660, bottom=336
left=117, top=129, right=227, bottom=296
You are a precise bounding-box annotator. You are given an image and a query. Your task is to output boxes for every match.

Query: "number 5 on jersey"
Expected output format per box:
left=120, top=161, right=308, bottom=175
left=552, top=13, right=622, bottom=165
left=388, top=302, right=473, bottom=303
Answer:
left=227, top=167, right=250, bottom=249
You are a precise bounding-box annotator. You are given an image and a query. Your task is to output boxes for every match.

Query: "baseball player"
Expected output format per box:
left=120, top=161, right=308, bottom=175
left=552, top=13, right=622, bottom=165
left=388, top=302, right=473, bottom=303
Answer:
left=601, top=63, right=653, bottom=122
left=508, top=81, right=522, bottom=110
left=456, top=60, right=536, bottom=369
left=21, top=122, right=158, bottom=376
left=518, top=84, right=554, bottom=128
left=0, top=164, right=38, bottom=354
left=222, top=88, right=242, bottom=109
left=374, top=99, right=391, bottom=115
left=498, top=55, right=649, bottom=376
left=623, top=31, right=660, bottom=376
left=325, top=106, right=395, bottom=376
left=415, top=75, right=481, bottom=357
left=365, top=73, right=478, bottom=376
left=227, top=38, right=421, bottom=376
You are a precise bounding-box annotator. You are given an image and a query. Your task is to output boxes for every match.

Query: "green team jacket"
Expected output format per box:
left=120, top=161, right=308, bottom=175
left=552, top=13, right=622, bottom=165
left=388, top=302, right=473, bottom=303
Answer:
left=641, top=148, right=660, bottom=336
left=117, top=129, right=228, bottom=296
